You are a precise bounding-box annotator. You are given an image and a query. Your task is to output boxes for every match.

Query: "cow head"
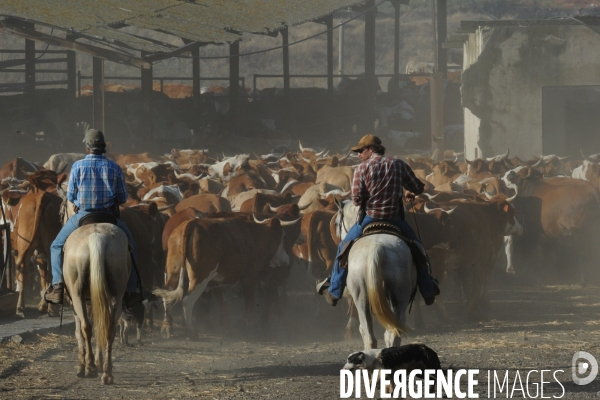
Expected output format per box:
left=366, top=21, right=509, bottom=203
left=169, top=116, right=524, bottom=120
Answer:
left=503, top=166, right=543, bottom=193
left=496, top=199, right=523, bottom=236
left=529, top=154, right=569, bottom=177
left=465, top=158, right=489, bottom=177
left=208, top=154, right=250, bottom=181
left=427, top=160, right=461, bottom=186
left=253, top=216, right=290, bottom=267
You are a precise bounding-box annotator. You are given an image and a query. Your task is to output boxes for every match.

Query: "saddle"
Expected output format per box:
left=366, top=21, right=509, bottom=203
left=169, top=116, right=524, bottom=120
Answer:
left=78, top=213, right=118, bottom=227
left=337, top=222, right=430, bottom=271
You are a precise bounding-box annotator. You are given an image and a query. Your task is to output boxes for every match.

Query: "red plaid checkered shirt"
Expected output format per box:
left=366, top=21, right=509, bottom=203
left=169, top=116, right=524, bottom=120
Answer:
left=351, top=154, right=424, bottom=219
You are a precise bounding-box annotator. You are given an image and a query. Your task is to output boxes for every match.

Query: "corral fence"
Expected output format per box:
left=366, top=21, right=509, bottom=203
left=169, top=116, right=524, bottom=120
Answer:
left=77, top=73, right=246, bottom=98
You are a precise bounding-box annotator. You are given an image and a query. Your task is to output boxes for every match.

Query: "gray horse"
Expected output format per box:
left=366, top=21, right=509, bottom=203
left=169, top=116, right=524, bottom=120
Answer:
left=334, top=201, right=415, bottom=349
left=63, top=223, right=130, bottom=384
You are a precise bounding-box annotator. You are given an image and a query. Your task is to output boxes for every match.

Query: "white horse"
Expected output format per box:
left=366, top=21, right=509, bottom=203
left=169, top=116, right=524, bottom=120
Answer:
left=59, top=194, right=131, bottom=384
left=63, top=223, right=130, bottom=384
left=334, top=200, right=416, bottom=349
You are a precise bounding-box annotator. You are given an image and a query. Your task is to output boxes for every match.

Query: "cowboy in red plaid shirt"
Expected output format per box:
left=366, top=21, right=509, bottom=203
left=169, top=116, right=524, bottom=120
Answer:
left=317, top=134, right=439, bottom=306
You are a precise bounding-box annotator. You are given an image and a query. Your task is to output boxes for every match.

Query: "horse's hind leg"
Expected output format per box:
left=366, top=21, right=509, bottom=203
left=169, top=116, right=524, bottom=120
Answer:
left=353, top=291, right=377, bottom=349
left=344, top=298, right=358, bottom=341
left=101, top=322, right=116, bottom=385
left=74, top=314, right=86, bottom=378
left=72, top=296, right=97, bottom=377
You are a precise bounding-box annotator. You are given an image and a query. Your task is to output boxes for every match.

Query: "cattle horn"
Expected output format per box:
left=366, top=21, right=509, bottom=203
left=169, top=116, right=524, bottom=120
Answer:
left=422, top=193, right=439, bottom=200
left=253, top=214, right=268, bottom=224
left=299, top=140, right=305, bottom=152
left=483, top=191, right=493, bottom=200
left=505, top=192, right=518, bottom=203
left=338, top=151, right=351, bottom=162
left=423, top=203, right=440, bottom=213
left=157, top=205, right=173, bottom=211
left=269, top=204, right=282, bottom=213
left=531, top=157, right=544, bottom=168
left=9, top=189, right=30, bottom=195
left=300, top=155, right=311, bottom=163
left=18, top=167, right=34, bottom=177
left=557, top=156, right=569, bottom=161
left=298, top=202, right=311, bottom=211
left=445, top=206, right=458, bottom=214
left=57, top=163, right=69, bottom=175
left=279, top=217, right=302, bottom=226
left=315, top=149, right=327, bottom=157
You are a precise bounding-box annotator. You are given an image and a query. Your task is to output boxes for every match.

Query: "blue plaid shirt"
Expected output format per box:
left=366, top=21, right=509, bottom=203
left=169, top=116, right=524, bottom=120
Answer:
left=67, top=154, right=128, bottom=212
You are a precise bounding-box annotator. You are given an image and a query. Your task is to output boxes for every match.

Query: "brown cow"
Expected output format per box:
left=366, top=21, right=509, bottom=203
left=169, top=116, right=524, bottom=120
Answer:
left=168, top=149, right=211, bottom=165
left=426, top=160, right=463, bottom=187
left=0, top=157, right=41, bottom=180
left=120, top=203, right=169, bottom=329
left=421, top=196, right=523, bottom=319
left=175, top=194, right=231, bottom=214
left=27, top=169, right=59, bottom=193
left=11, top=191, right=62, bottom=317
left=154, top=217, right=289, bottom=338
left=504, top=167, right=600, bottom=278
left=223, top=171, right=268, bottom=199
left=161, top=207, right=206, bottom=252
left=239, top=192, right=296, bottom=214
left=115, top=152, right=164, bottom=170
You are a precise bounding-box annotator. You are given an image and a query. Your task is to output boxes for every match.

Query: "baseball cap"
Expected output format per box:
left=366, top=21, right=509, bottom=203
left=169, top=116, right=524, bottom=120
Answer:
left=351, top=134, right=382, bottom=152
left=83, top=129, right=106, bottom=150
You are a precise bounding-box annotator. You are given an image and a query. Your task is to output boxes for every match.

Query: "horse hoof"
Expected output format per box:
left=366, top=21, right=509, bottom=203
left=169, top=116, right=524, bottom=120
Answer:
left=101, top=374, right=113, bottom=385
left=15, top=310, right=25, bottom=320
left=85, top=370, right=98, bottom=379
left=85, top=365, right=98, bottom=378
left=77, top=368, right=85, bottom=378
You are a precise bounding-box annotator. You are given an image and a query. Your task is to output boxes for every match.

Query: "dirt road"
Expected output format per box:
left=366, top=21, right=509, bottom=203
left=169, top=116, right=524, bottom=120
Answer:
left=1, top=272, right=600, bottom=399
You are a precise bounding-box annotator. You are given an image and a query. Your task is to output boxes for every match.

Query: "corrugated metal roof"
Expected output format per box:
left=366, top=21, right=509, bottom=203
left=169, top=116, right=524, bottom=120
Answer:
left=0, top=0, right=365, bottom=53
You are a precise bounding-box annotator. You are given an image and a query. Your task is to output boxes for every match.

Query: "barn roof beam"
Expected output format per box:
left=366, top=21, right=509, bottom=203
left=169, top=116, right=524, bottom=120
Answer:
left=0, top=19, right=150, bottom=69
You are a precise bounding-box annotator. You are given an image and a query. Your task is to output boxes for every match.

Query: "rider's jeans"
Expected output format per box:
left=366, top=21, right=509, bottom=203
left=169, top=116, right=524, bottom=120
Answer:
left=50, top=210, right=138, bottom=292
left=328, top=215, right=435, bottom=300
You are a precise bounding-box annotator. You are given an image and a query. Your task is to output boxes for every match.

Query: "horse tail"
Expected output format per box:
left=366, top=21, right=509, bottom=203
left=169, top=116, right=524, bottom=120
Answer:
left=89, top=232, right=112, bottom=352
left=366, top=243, right=412, bottom=337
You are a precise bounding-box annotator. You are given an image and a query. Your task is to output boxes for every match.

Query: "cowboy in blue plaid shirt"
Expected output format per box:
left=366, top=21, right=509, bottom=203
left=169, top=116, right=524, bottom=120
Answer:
left=44, top=129, right=140, bottom=309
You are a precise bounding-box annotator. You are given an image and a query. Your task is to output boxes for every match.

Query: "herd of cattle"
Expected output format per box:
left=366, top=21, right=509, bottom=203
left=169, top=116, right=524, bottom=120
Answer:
left=0, top=143, right=599, bottom=340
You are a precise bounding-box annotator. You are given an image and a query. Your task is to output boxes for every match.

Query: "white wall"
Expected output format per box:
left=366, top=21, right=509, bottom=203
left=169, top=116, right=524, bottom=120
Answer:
left=462, top=24, right=600, bottom=159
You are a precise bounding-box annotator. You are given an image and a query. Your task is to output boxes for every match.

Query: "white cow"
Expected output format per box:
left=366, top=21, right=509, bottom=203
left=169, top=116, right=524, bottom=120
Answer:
left=43, top=153, right=86, bottom=173
left=208, top=154, right=250, bottom=182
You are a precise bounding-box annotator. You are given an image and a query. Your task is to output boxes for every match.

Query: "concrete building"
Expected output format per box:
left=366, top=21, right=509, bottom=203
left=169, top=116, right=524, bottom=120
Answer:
left=453, top=19, right=600, bottom=159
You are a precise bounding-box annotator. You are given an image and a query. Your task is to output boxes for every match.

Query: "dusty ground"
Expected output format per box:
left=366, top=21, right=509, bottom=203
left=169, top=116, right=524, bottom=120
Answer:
left=1, top=268, right=600, bottom=399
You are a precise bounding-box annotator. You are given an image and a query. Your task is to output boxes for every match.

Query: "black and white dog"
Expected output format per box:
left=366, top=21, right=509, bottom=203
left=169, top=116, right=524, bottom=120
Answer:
left=343, top=343, right=442, bottom=375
